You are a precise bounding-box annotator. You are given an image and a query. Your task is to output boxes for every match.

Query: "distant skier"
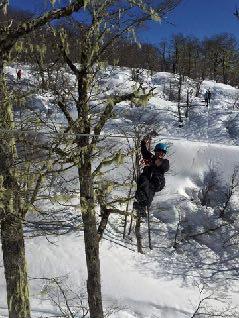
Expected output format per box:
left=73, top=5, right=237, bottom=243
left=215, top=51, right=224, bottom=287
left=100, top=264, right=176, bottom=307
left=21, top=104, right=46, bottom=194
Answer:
left=204, top=89, right=211, bottom=107
left=133, top=134, right=169, bottom=217
left=16, top=69, right=22, bottom=80
left=207, top=89, right=211, bottom=103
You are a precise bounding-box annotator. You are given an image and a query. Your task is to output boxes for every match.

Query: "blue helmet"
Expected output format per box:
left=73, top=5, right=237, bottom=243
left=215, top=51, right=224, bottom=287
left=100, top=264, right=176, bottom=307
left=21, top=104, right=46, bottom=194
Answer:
left=154, top=143, right=168, bottom=153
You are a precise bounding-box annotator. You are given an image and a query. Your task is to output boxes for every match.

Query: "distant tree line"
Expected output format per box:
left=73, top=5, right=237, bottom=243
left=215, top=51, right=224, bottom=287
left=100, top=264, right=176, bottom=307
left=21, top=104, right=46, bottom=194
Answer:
left=3, top=8, right=239, bottom=86
left=106, top=33, right=239, bottom=86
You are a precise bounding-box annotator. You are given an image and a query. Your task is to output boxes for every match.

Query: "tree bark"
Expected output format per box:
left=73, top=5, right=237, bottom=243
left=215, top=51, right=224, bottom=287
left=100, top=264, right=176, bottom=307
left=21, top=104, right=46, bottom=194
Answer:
left=177, top=73, right=183, bottom=126
left=0, top=0, right=85, bottom=74
left=1, top=215, right=30, bottom=318
left=0, top=76, right=31, bottom=318
left=0, top=56, right=3, bottom=75
left=2, top=0, right=85, bottom=42
left=62, top=32, right=104, bottom=315
left=98, top=207, right=111, bottom=241
left=77, top=61, right=103, bottom=318
left=135, top=215, right=143, bottom=254
left=78, top=159, right=104, bottom=318
left=222, top=55, right=227, bottom=84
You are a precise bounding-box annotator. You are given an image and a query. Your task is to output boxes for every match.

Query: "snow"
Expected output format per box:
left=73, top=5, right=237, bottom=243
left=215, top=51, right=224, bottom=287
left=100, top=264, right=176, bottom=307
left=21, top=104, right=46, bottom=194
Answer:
left=1, top=65, right=239, bottom=317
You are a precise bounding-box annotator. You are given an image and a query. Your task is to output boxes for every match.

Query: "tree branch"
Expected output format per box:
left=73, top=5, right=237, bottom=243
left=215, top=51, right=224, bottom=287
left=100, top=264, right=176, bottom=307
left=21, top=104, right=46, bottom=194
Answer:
left=58, top=43, right=81, bottom=76
left=92, top=88, right=155, bottom=143
left=0, top=0, right=8, bottom=14
left=97, top=207, right=125, bottom=241
left=92, top=151, right=124, bottom=177
left=57, top=100, right=75, bottom=130
left=1, top=0, right=85, bottom=46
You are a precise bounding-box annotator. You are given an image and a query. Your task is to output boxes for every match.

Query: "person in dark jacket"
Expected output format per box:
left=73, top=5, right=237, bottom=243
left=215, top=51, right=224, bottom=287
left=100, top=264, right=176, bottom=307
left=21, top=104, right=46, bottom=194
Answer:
left=16, top=69, right=22, bottom=80
left=204, top=89, right=211, bottom=107
left=133, top=136, right=169, bottom=216
left=207, top=89, right=211, bottom=103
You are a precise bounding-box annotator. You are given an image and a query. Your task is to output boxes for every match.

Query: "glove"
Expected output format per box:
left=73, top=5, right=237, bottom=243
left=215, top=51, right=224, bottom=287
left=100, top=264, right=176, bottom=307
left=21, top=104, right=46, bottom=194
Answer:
left=143, top=130, right=158, bottom=142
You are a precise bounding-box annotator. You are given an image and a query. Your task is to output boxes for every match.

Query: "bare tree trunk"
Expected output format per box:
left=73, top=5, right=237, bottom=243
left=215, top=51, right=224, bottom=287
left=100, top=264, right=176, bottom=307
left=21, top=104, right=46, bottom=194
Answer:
left=0, top=76, right=31, bottom=318
left=132, top=133, right=144, bottom=247
left=173, top=46, right=178, bottom=74
left=195, top=79, right=202, bottom=97
left=98, top=207, right=111, bottom=241
left=177, top=73, right=183, bottom=126
left=185, top=89, right=190, bottom=118
left=1, top=215, right=31, bottom=318
left=222, top=55, right=226, bottom=84
left=161, top=42, right=166, bottom=72
left=0, top=57, right=3, bottom=75
left=123, top=185, right=133, bottom=239
left=78, top=160, right=104, bottom=318
left=128, top=213, right=133, bottom=236
left=76, top=66, right=103, bottom=318
left=213, top=53, right=218, bottom=81
left=135, top=215, right=143, bottom=254
left=36, top=59, right=47, bottom=90
left=201, top=62, right=205, bottom=81
left=188, top=51, right=191, bottom=76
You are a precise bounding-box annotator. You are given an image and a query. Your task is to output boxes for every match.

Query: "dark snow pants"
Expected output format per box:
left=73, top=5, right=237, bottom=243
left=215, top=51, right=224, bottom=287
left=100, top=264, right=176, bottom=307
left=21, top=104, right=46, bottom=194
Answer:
left=135, top=174, right=156, bottom=208
left=135, top=171, right=165, bottom=208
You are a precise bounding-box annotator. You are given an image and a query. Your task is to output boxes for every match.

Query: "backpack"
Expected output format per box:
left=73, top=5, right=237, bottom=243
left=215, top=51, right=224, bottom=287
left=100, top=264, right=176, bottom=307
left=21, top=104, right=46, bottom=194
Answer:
left=150, top=172, right=165, bottom=192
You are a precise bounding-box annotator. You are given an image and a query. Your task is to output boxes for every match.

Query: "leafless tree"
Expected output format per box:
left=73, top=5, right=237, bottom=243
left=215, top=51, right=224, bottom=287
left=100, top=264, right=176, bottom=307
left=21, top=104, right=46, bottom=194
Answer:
left=0, top=2, right=88, bottom=318
left=38, top=2, right=181, bottom=316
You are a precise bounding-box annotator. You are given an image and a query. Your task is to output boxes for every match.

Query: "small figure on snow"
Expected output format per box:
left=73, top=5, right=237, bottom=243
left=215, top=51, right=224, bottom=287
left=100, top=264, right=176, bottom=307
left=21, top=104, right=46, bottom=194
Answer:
left=16, top=69, right=22, bottom=80
left=207, top=89, right=211, bottom=103
left=204, top=89, right=211, bottom=107
left=133, top=134, right=169, bottom=217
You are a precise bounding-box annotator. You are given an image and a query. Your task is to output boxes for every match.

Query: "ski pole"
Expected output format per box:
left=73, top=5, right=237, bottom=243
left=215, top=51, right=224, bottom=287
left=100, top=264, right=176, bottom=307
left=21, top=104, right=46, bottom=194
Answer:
left=147, top=206, right=153, bottom=250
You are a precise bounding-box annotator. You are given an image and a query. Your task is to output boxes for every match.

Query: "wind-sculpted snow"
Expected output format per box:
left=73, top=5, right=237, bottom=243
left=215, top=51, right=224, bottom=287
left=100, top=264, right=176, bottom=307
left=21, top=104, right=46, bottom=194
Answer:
left=1, top=65, right=239, bottom=317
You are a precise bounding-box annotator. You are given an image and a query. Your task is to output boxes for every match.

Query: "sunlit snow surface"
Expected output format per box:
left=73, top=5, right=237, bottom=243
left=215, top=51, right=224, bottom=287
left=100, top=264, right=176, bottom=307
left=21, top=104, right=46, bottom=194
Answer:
left=1, top=65, right=239, bottom=317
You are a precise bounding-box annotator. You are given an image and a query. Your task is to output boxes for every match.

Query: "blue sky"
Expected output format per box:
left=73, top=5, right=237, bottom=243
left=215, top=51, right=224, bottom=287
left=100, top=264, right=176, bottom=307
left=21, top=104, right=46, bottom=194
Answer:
left=11, top=0, right=44, bottom=13
left=140, top=0, right=239, bottom=43
left=10, top=0, right=239, bottom=44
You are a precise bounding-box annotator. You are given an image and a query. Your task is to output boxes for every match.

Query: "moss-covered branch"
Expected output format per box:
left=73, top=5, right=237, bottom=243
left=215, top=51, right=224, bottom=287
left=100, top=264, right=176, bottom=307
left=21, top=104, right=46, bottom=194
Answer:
left=0, top=1, right=86, bottom=69
left=57, top=100, right=75, bottom=130
left=58, top=43, right=81, bottom=76
left=3, top=1, right=85, bottom=42
left=97, top=207, right=126, bottom=241
left=92, top=88, right=155, bottom=143
left=92, top=151, right=124, bottom=177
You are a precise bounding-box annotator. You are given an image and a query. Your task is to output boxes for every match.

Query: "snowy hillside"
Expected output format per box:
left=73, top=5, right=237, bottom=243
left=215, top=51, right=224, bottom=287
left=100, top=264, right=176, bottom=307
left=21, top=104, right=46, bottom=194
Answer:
left=1, top=65, right=239, bottom=318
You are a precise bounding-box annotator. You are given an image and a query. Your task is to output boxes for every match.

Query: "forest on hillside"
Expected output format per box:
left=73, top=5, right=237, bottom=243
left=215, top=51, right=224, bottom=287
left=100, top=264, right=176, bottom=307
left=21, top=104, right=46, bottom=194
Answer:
left=2, top=7, right=239, bottom=86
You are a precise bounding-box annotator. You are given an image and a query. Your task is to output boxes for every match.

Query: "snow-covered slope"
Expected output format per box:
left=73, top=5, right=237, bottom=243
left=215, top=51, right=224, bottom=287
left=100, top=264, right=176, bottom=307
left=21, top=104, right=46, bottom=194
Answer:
left=1, top=65, right=239, bottom=317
